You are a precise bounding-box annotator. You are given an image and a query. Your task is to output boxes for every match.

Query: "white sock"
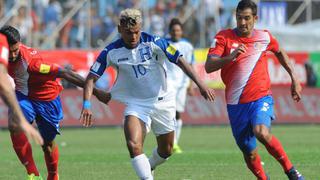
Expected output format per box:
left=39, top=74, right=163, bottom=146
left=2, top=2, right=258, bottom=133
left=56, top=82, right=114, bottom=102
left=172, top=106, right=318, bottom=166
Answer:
left=149, top=148, right=167, bottom=170
left=131, top=154, right=153, bottom=180
left=175, top=119, right=183, bottom=144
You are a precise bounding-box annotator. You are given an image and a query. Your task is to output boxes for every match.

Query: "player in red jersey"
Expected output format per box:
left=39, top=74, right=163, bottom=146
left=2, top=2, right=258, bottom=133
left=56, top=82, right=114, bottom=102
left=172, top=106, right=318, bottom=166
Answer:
left=205, top=1, right=304, bottom=180
left=0, top=33, right=43, bottom=145
left=1, top=25, right=108, bottom=180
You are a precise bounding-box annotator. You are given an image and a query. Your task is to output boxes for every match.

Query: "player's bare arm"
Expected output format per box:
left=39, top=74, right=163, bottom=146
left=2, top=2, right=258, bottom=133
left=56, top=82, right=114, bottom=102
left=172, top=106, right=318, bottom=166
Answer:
left=57, top=68, right=111, bottom=105
left=274, top=48, right=302, bottom=102
left=205, top=44, right=247, bottom=73
left=79, top=73, right=99, bottom=127
left=0, top=64, right=43, bottom=145
left=176, top=56, right=215, bottom=101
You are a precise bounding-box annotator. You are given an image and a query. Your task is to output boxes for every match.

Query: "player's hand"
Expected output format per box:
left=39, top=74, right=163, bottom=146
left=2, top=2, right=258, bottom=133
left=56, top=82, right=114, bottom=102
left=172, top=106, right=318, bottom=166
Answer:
left=229, top=44, right=247, bottom=61
left=291, top=79, right=302, bottom=102
left=94, top=89, right=111, bottom=105
left=21, top=120, right=44, bottom=145
left=79, top=108, right=93, bottom=127
left=199, top=86, right=215, bottom=101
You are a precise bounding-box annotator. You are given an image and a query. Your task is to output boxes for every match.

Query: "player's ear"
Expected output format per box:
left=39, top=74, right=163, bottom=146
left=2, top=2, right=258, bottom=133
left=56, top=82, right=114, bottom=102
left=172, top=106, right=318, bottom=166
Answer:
left=254, top=15, right=258, bottom=23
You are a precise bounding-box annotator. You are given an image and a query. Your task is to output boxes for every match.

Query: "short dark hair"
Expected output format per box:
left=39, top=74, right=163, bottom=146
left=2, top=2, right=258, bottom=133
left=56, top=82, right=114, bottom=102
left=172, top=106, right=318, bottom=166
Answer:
left=0, top=25, right=20, bottom=45
left=169, top=18, right=182, bottom=31
left=236, top=0, right=257, bottom=16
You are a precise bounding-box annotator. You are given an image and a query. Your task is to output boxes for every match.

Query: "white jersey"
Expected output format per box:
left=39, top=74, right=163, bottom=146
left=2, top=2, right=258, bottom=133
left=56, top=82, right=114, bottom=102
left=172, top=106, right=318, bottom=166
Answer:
left=166, top=38, right=194, bottom=91
left=90, top=32, right=181, bottom=106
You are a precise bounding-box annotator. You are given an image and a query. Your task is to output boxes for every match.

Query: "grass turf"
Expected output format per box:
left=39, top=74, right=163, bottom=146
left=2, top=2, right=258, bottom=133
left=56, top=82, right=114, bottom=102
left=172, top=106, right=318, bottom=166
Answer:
left=0, top=125, right=319, bottom=180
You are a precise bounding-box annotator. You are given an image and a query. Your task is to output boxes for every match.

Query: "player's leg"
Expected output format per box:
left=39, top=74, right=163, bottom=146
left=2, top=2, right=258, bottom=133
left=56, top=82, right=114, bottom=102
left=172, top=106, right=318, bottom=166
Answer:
left=124, top=115, right=153, bottom=180
left=227, top=103, right=268, bottom=180
left=149, top=99, right=176, bottom=171
left=149, top=131, right=174, bottom=170
left=34, top=96, right=63, bottom=180
left=252, top=96, right=304, bottom=179
left=9, top=91, right=40, bottom=177
left=36, top=117, right=60, bottom=180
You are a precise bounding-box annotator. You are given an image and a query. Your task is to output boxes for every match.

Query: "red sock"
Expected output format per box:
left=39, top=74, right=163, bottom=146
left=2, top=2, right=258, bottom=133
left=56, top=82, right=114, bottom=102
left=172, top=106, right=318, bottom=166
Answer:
left=265, top=135, right=293, bottom=172
left=44, top=145, right=59, bottom=180
left=10, top=132, right=39, bottom=176
left=244, top=154, right=268, bottom=180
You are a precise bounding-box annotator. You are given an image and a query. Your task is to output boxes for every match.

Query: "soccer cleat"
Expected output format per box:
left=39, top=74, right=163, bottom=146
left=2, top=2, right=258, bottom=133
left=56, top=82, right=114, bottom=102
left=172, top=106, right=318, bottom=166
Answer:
left=173, top=144, right=183, bottom=154
left=286, top=167, right=304, bottom=180
left=27, top=173, right=43, bottom=180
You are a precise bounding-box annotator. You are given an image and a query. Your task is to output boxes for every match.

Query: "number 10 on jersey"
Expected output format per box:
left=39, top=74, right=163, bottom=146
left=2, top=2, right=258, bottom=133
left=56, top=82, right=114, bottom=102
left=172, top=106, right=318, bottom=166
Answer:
left=132, top=65, right=147, bottom=78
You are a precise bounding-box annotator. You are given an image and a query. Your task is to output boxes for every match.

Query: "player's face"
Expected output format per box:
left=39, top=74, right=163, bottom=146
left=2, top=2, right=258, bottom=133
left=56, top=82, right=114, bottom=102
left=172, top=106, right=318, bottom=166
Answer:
left=118, top=23, right=141, bottom=49
left=170, top=24, right=183, bottom=42
left=9, top=42, right=21, bottom=62
left=236, top=8, right=257, bottom=36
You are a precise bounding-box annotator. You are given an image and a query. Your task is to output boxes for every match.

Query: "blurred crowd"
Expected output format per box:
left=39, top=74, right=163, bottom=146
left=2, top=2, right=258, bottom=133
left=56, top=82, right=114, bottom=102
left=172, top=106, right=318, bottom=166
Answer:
left=0, top=0, right=237, bottom=49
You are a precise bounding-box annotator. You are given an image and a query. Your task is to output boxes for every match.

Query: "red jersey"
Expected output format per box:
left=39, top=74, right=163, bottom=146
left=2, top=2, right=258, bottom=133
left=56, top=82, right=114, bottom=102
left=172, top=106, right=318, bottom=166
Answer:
left=0, top=34, right=9, bottom=67
left=207, top=29, right=279, bottom=104
left=8, top=44, right=63, bottom=101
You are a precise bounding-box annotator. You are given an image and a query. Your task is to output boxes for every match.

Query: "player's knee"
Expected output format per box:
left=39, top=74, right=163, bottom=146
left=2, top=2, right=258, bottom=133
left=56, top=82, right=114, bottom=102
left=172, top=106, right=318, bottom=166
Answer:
left=254, top=128, right=271, bottom=144
left=42, top=141, right=55, bottom=153
left=158, top=144, right=173, bottom=158
left=8, top=121, right=21, bottom=133
left=126, top=140, right=143, bottom=157
left=245, top=149, right=258, bottom=161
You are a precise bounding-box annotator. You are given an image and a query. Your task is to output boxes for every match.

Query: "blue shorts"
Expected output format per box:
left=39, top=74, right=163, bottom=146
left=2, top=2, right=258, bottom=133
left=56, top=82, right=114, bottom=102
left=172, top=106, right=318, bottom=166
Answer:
left=14, top=91, right=64, bottom=141
left=227, top=95, right=275, bottom=154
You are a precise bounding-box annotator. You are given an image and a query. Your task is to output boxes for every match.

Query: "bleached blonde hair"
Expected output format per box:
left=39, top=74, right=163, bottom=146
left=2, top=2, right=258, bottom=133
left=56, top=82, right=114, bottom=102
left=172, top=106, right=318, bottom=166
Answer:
left=119, top=8, right=142, bottom=28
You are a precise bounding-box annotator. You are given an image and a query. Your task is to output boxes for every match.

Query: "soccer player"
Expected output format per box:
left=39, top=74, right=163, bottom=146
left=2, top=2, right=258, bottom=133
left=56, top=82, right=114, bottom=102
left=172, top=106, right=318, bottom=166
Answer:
left=0, top=25, right=109, bottom=180
left=166, top=18, right=195, bottom=154
left=0, top=33, right=43, bottom=145
left=205, top=1, right=304, bottom=180
left=80, top=9, right=215, bottom=180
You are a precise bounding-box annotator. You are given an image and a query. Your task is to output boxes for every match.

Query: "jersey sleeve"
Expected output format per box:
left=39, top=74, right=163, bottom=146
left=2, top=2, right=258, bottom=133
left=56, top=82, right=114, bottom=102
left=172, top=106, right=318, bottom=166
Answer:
left=89, top=48, right=109, bottom=77
left=153, top=37, right=181, bottom=64
left=28, top=51, right=60, bottom=78
left=266, top=31, right=280, bottom=53
left=207, top=31, right=226, bottom=58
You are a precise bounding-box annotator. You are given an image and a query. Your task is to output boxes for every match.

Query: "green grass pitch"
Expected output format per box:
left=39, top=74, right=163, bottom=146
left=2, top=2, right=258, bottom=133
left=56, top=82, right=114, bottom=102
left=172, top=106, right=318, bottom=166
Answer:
left=0, top=125, right=319, bottom=179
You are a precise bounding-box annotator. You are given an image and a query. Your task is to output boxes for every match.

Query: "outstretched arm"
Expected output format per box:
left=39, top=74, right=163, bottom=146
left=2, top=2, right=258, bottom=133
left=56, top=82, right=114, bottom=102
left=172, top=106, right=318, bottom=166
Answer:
left=274, top=48, right=302, bottom=102
left=176, top=57, right=215, bottom=101
left=57, top=68, right=111, bottom=104
left=0, top=65, right=43, bottom=145
left=79, top=73, right=104, bottom=127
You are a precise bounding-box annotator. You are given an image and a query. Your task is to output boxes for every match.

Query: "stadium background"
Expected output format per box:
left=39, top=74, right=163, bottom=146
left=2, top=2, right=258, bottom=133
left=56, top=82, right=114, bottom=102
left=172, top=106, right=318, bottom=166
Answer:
left=0, top=0, right=320, bottom=179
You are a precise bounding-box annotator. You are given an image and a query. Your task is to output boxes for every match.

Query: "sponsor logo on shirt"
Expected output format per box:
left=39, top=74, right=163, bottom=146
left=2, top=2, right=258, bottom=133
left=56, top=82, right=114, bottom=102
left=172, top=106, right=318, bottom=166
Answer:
left=39, top=64, right=51, bottom=74
left=118, top=58, right=129, bottom=62
left=254, top=42, right=264, bottom=51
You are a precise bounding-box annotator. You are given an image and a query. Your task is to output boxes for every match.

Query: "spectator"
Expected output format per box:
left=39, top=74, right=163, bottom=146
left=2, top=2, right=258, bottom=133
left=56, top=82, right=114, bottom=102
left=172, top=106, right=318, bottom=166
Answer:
left=10, top=6, right=33, bottom=43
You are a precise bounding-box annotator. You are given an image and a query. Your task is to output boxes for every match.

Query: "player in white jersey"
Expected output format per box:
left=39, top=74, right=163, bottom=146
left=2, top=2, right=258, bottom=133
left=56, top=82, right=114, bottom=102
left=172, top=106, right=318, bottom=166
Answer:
left=80, top=9, right=215, bottom=180
left=166, top=18, right=195, bottom=154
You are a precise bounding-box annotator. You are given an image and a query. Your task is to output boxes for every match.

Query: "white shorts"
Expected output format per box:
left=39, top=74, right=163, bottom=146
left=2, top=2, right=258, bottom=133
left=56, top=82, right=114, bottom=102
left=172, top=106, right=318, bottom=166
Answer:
left=175, top=86, right=188, bottom=112
left=124, top=97, right=176, bottom=136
